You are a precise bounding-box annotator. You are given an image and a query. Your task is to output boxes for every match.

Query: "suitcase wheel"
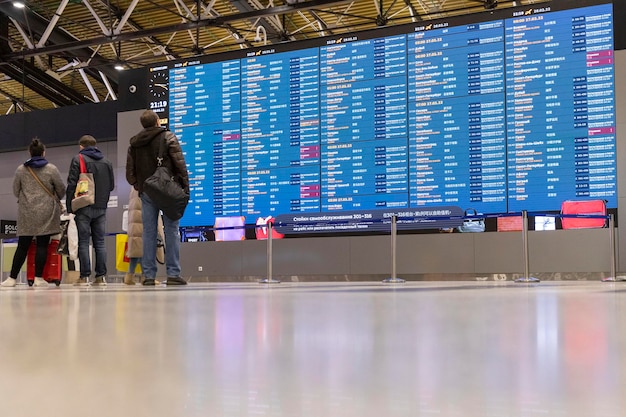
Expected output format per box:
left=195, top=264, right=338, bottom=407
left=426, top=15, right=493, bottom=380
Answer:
left=27, top=280, right=33, bottom=287
left=54, top=280, right=61, bottom=287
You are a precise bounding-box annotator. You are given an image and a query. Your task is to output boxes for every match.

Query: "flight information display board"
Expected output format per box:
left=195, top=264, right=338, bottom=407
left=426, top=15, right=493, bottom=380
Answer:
left=505, top=5, right=616, bottom=211
left=145, top=0, right=616, bottom=229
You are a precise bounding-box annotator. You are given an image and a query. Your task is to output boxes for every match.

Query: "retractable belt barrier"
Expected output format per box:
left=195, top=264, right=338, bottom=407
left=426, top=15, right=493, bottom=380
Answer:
left=199, top=210, right=616, bottom=285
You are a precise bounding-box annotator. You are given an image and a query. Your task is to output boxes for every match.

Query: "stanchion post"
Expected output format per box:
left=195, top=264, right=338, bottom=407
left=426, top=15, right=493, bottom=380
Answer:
left=259, top=221, right=280, bottom=284
left=514, top=210, right=540, bottom=283
left=383, top=214, right=405, bottom=284
left=602, top=214, right=625, bottom=282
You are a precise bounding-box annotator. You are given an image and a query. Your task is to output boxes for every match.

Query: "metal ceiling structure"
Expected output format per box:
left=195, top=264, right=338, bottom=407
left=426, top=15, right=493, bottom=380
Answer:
left=0, top=0, right=540, bottom=115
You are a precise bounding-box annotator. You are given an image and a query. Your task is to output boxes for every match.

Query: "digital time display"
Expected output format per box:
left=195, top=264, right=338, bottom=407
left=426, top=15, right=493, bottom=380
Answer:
left=147, top=0, right=616, bottom=229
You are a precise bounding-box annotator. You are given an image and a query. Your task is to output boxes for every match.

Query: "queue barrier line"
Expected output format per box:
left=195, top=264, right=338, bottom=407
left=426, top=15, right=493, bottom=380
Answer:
left=203, top=211, right=617, bottom=284
left=602, top=214, right=625, bottom=282
left=382, top=215, right=405, bottom=284
left=202, top=223, right=281, bottom=284
left=514, top=210, right=539, bottom=283
left=459, top=211, right=613, bottom=284
left=258, top=222, right=280, bottom=284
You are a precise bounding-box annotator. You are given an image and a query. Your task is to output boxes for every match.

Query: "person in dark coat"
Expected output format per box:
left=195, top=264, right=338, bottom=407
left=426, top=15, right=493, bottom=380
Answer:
left=1, top=138, right=66, bottom=288
left=126, top=110, right=189, bottom=286
left=66, top=135, right=115, bottom=286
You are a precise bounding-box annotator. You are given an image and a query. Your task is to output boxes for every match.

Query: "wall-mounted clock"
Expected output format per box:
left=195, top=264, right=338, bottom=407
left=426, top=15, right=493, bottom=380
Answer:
left=148, top=71, right=169, bottom=99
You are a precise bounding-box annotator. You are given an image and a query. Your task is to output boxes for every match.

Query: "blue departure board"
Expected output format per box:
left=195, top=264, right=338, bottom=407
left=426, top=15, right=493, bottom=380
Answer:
left=505, top=6, right=616, bottom=211
left=146, top=0, right=616, bottom=229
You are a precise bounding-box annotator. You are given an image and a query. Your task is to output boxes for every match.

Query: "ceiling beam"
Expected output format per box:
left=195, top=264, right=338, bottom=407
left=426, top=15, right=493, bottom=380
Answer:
left=0, top=60, right=90, bottom=106
left=0, top=0, right=356, bottom=61
left=0, top=3, right=118, bottom=84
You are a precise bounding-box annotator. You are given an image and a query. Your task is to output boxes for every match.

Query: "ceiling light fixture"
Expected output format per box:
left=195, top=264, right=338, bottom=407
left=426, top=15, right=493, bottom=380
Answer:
left=114, top=62, right=125, bottom=71
left=12, top=1, right=26, bottom=8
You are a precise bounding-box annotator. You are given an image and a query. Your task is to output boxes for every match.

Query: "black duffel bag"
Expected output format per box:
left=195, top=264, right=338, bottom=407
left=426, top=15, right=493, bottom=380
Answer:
left=143, top=135, right=189, bottom=221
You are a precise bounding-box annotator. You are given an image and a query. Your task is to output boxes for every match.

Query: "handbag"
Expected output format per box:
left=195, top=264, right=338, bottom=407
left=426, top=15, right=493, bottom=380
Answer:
left=71, top=154, right=95, bottom=211
left=56, top=219, right=70, bottom=256
left=143, top=133, right=189, bottom=221
left=457, top=208, right=485, bottom=233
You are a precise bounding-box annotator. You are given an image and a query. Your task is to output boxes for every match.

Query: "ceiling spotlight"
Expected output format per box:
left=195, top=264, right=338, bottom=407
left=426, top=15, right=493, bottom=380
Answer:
left=12, top=1, right=26, bottom=8
left=114, top=62, right=125, bottom=71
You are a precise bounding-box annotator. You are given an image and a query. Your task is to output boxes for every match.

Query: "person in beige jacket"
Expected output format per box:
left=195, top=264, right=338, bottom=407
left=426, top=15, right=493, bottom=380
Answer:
left=125, top=188, right=164, bottom=285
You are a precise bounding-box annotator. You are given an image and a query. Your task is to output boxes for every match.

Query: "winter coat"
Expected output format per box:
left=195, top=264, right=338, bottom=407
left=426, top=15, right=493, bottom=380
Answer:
left=126, top=188, right=165, bottom=263
left=126, top=126, right=189, bottom=196
left=13, top=157, right=66, bottom=237
left=127, top=188, right=143, bottom=258
left=66, top=146, right=115, bottom=213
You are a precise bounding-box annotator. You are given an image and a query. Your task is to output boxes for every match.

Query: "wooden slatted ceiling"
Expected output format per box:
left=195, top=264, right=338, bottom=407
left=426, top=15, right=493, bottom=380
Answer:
left=0, top=0, right=536, bottom=115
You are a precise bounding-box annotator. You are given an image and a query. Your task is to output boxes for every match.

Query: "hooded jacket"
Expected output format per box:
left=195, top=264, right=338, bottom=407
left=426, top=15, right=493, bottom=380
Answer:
left=66, top=146, right=115, bottom=213
left=126, top=126, right=189, bottom=195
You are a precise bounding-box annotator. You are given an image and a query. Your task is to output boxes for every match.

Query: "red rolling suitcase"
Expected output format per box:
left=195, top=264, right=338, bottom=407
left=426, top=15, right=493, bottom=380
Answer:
left=497, top=216, right=523, bottom=232
left=26, top=239, right=62, bottom=286
left=561, top=200, right=607, bottom=229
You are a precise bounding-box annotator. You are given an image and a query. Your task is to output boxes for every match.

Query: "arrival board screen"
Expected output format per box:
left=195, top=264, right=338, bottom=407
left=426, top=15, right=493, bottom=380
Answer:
left=147, top=0, right=616, bottom=229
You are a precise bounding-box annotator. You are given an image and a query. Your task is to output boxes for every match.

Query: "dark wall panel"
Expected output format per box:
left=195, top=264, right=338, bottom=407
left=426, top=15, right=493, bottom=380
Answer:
left=0, top=113, right=25, bottom=150
left=616, top=2, right=625, bottom=50
left=118, top=67, right=148, bottom=111
left=0, top=101, right=119, bottom=151
left=25, top=105, right=90, bottom=147
left=88, top=101, right=120, bottom=142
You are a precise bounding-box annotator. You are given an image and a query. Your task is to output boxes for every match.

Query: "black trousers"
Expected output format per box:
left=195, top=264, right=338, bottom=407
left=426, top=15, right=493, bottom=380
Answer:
left=10, top=235, right=51, bottom=279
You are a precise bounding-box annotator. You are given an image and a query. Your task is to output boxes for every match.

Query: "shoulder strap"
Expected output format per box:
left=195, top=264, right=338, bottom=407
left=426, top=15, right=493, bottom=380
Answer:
left=27, top=166, right=56, bottom=199
left=156, top=131, right=167, bottom=167
left=79, top=154, right=88, bottom=173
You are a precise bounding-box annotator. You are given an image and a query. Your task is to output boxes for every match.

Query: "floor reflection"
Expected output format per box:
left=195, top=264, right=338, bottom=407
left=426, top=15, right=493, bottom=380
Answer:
left=0, top=281, right=624, bottom=416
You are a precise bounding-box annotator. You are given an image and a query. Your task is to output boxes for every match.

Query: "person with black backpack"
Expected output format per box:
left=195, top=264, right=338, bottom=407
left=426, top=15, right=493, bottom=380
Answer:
left=126, top=110, right=189, bottom=286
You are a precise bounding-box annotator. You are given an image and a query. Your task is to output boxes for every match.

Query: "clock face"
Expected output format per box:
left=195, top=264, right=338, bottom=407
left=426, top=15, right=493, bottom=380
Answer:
left=148, top=71, right=169, bottom=98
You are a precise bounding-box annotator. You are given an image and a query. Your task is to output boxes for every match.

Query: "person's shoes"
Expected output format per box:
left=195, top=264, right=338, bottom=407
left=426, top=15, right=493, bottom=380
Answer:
left=1, top=277, right=17, bottom=288
left=33, top=277, right=49, bottom=288
left=91, top=276, right=107, bottom=287
left=123, top=273, right=136, bottom=285
left=73, top=277, right=89, bottom=286
left=142, top=279, right=155, bottom=286
left=166, top=277, right=187, bottom=286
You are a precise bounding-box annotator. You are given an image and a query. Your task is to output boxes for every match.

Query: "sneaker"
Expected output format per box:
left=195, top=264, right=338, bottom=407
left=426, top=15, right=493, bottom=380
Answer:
left=166, top=276, right=187, bottom=286
left=142, top=278, right=155, bottom=286
left=33, top=277, right=49, bottom=288
left=91, top=276, right=107, bottom=287
left=1, top=277, right=17, bottom=288
left=74, top=277, right=89, bottom=286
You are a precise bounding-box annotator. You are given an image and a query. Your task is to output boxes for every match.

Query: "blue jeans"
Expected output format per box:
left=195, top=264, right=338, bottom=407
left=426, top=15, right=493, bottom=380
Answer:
left=128, top=257, right=141, bottom=274
left=74, top=207, right=108, bottom=278
left=140, top=193, right=181, bottom=279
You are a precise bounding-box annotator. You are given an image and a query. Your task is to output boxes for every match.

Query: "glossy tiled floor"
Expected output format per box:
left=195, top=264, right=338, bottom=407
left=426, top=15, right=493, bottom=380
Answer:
left=1, top=280, right=626, bottom=417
